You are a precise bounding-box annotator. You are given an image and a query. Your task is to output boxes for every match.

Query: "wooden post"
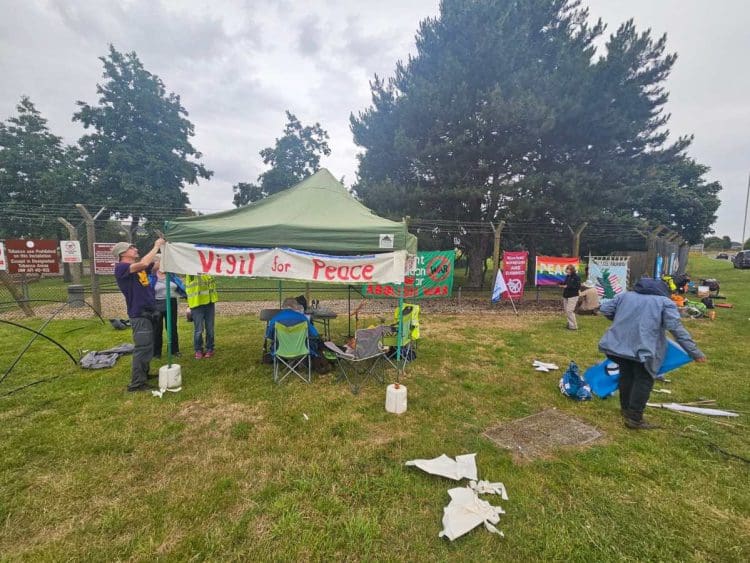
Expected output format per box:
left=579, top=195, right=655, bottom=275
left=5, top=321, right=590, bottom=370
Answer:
left=490, top=221, right=505, bottom=293
left=57, top=217, right=82, bottom=284
left=76, top=204, right=106, bottom=316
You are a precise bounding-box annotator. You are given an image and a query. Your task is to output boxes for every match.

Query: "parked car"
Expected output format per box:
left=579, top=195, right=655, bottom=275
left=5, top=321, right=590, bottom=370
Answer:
left=716, top=252, right=729, bottom=259
left=733, top=250, right=750, bottom=269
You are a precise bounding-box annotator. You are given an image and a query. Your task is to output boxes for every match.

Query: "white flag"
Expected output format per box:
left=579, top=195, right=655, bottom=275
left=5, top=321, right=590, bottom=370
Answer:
left=492, top=271, right=509, bottom=302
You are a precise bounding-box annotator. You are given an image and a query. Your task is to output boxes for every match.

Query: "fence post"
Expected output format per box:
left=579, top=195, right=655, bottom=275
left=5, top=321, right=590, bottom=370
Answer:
left=0, top=271, right=34, bottom=316
left=57, top=217, right=82, bottom=285
left=568, top=222, right=588, bottom=258
left=646, top=225, right=666, bottom=278
left=76, top=204, right=106, bottom=316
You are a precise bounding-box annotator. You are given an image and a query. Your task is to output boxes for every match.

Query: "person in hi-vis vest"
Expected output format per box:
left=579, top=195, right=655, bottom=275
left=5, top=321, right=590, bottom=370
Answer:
left=185, top=274, right=218, bottom=359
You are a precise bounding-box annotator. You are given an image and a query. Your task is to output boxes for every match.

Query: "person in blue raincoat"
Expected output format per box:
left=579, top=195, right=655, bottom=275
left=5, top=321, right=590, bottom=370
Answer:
left=598, top=277, right=707, bottom=430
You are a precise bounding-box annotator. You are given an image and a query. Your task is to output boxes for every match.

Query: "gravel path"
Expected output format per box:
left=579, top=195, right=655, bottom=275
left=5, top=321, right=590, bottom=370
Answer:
left=1, top=293, right=561, bottom=321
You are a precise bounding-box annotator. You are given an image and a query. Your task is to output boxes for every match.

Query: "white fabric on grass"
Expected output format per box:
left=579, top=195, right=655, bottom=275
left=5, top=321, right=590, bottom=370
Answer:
left=405, top=453, right=478, bottom=481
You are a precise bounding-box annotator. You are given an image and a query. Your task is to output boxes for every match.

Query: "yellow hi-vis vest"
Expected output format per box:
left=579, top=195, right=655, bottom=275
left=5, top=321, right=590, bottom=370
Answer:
left=185, top=275, right=218, bottom=308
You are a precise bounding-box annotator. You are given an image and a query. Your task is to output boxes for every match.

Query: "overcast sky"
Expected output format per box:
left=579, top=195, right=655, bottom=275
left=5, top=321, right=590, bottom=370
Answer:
left=1, top=0, right=748, bottom=240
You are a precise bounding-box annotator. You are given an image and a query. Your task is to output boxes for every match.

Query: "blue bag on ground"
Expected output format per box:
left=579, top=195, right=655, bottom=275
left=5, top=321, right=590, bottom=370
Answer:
left=584, top=339, right=693, bottom=398
left=559, top=361, right=592, bottom=401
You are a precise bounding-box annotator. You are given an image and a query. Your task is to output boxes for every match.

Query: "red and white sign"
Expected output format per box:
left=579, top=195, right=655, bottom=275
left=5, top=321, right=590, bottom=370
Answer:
left=94, top=242, right=117, bottom=275
left=5, top=239, right=59, bottom=274
left=502, top=251, right=528, bottom=299
left=60, top=240, right=82, bottom=263
left=162, top=242, right=408, bottom=284
left=0, top=242, right=6, bottom=271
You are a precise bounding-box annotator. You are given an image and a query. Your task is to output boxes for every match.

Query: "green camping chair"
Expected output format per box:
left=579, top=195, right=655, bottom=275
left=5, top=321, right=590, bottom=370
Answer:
left=273, top=321, right=312, bottom=384
left=324, top=325, right=390, bottom=394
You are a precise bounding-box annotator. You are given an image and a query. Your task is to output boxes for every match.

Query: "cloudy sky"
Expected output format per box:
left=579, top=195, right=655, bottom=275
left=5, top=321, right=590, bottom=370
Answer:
left=1, top=0, right=748, bottom=240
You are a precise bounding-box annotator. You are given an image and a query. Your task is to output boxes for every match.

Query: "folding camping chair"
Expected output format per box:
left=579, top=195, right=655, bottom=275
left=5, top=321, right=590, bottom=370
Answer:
left=273, top=321, right=312, bottom=384
left=382, top=304, right=420, bottom=370
left=324, top=325, right=390, bottom=394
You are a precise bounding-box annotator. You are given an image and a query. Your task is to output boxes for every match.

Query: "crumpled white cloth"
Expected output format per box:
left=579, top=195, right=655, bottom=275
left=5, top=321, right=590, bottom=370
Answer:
left=405, top=453, right=478, bottom=481
left=439, top=486, right=505, bottom=541
left=532, top=360, right=559, bottom=372
left=469, top=480, right=509, bottom=500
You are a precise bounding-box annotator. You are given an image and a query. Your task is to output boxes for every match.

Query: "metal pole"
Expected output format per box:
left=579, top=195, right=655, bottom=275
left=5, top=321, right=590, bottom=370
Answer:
left=742, top=172, right=750, bottom=246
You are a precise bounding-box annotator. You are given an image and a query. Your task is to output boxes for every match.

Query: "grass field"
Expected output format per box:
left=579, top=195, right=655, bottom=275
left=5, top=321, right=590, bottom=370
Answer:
left=0, top=255, right=748, bottom=561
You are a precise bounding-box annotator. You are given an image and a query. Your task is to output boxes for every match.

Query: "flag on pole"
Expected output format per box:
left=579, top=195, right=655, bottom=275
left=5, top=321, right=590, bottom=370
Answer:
left=492, top=270, right=509, bottom=302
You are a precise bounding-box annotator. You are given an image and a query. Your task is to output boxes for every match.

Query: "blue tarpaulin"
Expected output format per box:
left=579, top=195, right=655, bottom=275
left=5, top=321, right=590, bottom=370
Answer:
left=584, top=340, right=693, bottom=398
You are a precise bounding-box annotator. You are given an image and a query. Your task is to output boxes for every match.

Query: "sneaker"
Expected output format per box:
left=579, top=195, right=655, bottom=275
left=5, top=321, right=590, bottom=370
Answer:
left=204, top=350, right=214, bottom=358
left=624, top=417, right=660, bottom=430
left=195, top=351, right=204, bottom=360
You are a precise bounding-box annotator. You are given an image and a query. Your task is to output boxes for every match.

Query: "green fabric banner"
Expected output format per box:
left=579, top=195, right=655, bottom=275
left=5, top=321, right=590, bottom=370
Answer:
left=363, top=250, right=455, bottom=299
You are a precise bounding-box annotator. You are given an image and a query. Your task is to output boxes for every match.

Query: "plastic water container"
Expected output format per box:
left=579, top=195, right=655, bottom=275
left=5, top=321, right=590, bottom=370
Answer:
left=158, top=363, right=182, bottom=390
left=385, top=383, right=407, bottom=414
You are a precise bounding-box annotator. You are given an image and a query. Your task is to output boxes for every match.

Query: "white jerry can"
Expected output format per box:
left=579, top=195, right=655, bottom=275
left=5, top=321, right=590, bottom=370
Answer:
left=385, top=383, right=408, bottom=414
left=158, top=363, right=182, bottom=390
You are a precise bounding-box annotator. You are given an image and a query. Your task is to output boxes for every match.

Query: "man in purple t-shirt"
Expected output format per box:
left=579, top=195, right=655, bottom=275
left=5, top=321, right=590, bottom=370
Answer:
left=113, top=238, right=164, bottom=392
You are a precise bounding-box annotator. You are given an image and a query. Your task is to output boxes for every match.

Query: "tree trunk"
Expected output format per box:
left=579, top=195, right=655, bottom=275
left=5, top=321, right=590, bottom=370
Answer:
left=0, top=272, right=34, bottom=316
left=465, top=233, right=492, bottom=289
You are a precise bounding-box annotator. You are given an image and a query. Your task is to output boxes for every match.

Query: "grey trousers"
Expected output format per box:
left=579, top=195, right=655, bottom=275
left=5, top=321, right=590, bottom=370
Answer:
left=563, top=296, right=579, bottom=329
left=128, top=316, right=154, bottom=390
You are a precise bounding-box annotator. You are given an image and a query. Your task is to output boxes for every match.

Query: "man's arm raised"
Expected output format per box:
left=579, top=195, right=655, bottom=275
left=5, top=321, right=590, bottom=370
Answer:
left=129, top=238, right=165, bottom=273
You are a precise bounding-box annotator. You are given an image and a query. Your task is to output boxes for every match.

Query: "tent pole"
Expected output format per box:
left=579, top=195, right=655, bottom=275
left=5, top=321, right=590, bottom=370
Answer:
left=165, top=271, right=172, bottom=367
left=348, top=285, right=352, bottom=337
left=277, top=281, right=282, bottom=307
left=396, top=285, right=404, bottom=381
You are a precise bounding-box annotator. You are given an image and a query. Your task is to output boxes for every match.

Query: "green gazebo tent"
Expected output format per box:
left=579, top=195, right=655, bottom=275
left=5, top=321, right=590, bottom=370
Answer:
left=164, top=168, right=416, bottom=255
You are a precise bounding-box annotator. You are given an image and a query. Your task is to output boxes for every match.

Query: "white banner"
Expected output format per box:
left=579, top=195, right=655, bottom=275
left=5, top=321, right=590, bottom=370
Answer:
left=161, top=242, right=408, bottom=285
left=0, top=242, right=6, bottom=271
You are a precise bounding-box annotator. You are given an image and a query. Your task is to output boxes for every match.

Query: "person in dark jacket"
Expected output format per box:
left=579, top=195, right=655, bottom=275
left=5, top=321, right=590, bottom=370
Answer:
left=560, top=264, right=581, bottom=330
left=599, top=278, right=707, bottom=430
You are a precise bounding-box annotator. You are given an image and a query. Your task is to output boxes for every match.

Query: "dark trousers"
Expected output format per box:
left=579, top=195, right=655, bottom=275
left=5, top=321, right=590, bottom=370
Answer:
left=192, top=302, right=215, bottom=353
left=610, top=356, right=654, bottom=421
left=129, top=316, right=153, bottom=390
left=153, top=298, right=179, bottom=357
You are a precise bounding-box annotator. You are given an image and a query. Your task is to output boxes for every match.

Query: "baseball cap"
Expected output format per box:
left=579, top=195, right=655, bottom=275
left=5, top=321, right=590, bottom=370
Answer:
left=112, top=242, right=133, bottom=258
left=582, top=279, right=595, bottom=288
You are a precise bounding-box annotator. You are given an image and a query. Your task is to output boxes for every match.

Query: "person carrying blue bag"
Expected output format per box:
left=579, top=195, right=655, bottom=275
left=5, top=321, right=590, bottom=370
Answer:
left=598, top=277, right=707, bottom=430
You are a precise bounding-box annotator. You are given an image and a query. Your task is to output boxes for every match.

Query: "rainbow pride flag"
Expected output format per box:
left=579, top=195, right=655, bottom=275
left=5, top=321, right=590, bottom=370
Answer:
left=535, top=256, right=579, bottom=286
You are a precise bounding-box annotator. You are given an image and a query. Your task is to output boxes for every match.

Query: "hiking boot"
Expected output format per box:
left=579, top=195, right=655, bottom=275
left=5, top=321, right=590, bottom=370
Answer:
left=624, top=417, right=660, bottom=430
left=204, top=350, right=214, bottom=359
left=128, top=383, right=156, bottom=393
left=195, top=351, right=204, bottom=360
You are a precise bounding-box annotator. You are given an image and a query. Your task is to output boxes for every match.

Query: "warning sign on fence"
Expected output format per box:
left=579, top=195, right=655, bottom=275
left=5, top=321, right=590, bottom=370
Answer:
left=5, top=239, right=59, bottom=274
left=94, top=242, right=117, bottom=275
left=60, top=240, right=82, bottom=263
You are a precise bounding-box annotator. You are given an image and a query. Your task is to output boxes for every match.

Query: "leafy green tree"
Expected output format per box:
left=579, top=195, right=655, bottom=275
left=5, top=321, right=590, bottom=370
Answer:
left=232, top=111, right=330, bottom=206
left=351, top=0, right=720, bottom=286
left=74, top=46, right=212, bottom=239
left=0, top=97, right=83, bottom=238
